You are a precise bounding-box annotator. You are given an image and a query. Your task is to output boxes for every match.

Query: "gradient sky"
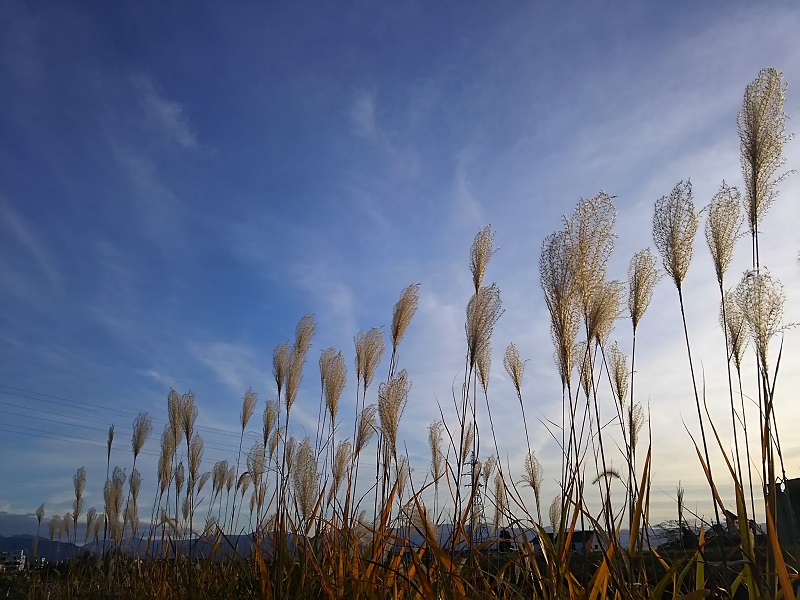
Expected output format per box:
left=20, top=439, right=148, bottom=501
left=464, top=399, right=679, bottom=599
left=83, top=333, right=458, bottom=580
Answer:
left=1, top=1, right=799, bottom=536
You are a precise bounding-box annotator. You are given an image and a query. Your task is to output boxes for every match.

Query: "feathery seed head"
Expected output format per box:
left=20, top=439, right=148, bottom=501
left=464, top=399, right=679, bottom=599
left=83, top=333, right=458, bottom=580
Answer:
left=320, top=348, right=346, bottom=423
left=503, top=343, right=525, bottom=397
left=585, top=278, right=623, bottom=344
left=482, top=455, right=496, bottom=486
left=129, top=468, right=142, bottom=503
left=225, top=465, right=236, bottom=493
left=197, top=471, right=211, bottom=495
left=84, top=507, right=97, bottom=544
left=549, top=495, right=562, bottom=534
left=285, top=436, right=297, bottom=475
left=269, top=428, right=280, bottom=460
left=470, top=225, right=497, bottom=293
left=629, top=403, right=645, bottom=449
left=540, top=230, right=580, bottom=389
left=355, top=328, right=385, bottom=391
left=392, top=283, right=421, bottom=352
left=428, top=421, right=444, bottom=482
left=736, top=269, right=787, bottom=372
left=36, top=503, right=45, bottom=525
left=378, top=369, right=410, bottom=455
left=240, top=389, right=257, bottom=431
left=73, top=467, right=86, bottom=518
left=705, top=182, right=742, bottom=285
left=167, top=390, right=185, bottom=447
left=466, top=284, right=503, bottom=370
left=263, top=400, right=279, bottom=446
left=212, top=460, right=228, bottom=496
left=523, top=452, right=543, bottom=507
left=566, top=193, right=617, bottom=313
left=653, top=180, right=698, bottom=289
left=627, top=248, right=660, bottom=331
left=721, top=290, right=748, bottom=371
left=273, top=342, right=290, bottom=398
left=738, top=67, right=790, bottom=235
left=396, top=456, right=411, bottom=499
left=175, top=462, right=185, bottom=496
left=493, top=472, right=506, bottom=531
left=607, top=341, right=629, bottom=410
left=461, top=422, right=474, bottom=465
left=573, top=340, right=592, bottom=400
left=180, top=391, right=198, bottom=441
left=132, top=411, right=153, bottom=459
left=355, top=404, right=378, bottom=454
left=189, top=433, right=204, bottom=483
left=236, top=472, right=252, bottom=497
left=247, top=441, right=267, bottom=486
left=107, top=424, right=115, bottom=460
left=294, top=437, right=318, bottom=521
left=476, top=341, right=491, bottom=394
left=330, top=439, right=352, bottom=501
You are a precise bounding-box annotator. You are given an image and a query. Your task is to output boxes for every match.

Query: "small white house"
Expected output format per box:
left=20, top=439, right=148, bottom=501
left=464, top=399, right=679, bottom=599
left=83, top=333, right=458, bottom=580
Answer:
left=0, top=549, right=27, bottom=571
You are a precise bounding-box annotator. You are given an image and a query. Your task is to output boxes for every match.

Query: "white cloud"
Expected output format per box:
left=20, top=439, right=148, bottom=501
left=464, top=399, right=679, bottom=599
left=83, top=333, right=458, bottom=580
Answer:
left=350, top=89, right=378, bottom=139
left=133, top=74, right=201, bottom=150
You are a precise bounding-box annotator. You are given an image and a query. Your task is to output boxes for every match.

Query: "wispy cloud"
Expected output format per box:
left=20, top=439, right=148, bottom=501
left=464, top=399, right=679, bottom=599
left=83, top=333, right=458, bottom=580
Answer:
left=133, top=74, right=201, bottom=150
left=350, top=89, right=378, bottom=139
left=0, top=200, right=61, bottom=290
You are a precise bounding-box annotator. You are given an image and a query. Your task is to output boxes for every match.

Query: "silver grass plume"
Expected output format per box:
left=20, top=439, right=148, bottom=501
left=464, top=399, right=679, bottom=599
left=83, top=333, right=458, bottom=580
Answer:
left=428, top=421, right=444, bottom=482
left=225, top=465, right=236, bottom=494
left=286, top=314, right=317, bottom=412
left=736, top=269, right=786, bottom=373
left=476, top=341, right=491, bottom=394
left=49, top=515, right=59, bottom=542
left=705, top=182, right=742, bottom=285
left=180, top=391, right=198, bottom=442
left=628, top=403, right=645, bottom=450
left=461, top=422, right=475, bottom=466
left=574, top=340, right=592, bottom=400
left=391, top=283, right=421, bottom=353
left=355, top=404, right=378, bottom=455
left=378, top=369, right=410, bottom=457
left=236, top=472, right=252, bottom=498
left=607, top=341, right=629, bottom=410
left=197, top=471, right=211, bottom=495
left=540, top=230, right=580, bottom=389
left=503, top=343, right=525, bottom=397
left=470, top=225, right=497, bottom=293
left=240, top=390, right=257, bottom=432
left=549, top=495, right=562, bottom=534
left=73, top=467, right=86, bottom=528
left=285, top=436, right=297, bottom=475
left=492, top=472, right=506, bottom=531
left=212, top=460, right=229, bottom=497
left=566, top=193, right=617, bottom=314
left=466, top=284, right=503, bottom=370
left=167, top=390, right=185, bottom=447
left=396, top=456, right=411, bottom=499
left=189, top=433, right=204, bottom=485
left=523, top=452, right=543, bottom=517
left=738, top=67, right=791, bottom=237
left=355, top=327, right=385, bottom=391
left=482, top=455, right=496, bottom=488
left=158, top=425, right=175, bottom=494
left=263, top=400, right=279, bottom=446
left=294, top=437, right=319, bottom=521
left=410, top=503, right=437, bottom=543
left=585, top=279, right=623, bottom=344
left=273, top=342, right=290, bottom=398
left=85, top=507, right=97, bottom=544
left=653, top=180, right=698, bottom=290
left=247, top=441, right=267, bottom=487
left=627, top=248, right=660, bottom=332
left=175, top=462, right=185, bottom=496
left=132, top=411, right=153, bottom=461
left=330, top=440, right=352, bottom=502
left=320, top=348, right=346, bottom=423
left=721, top=290, right=748, bottom=371
left=62, top=512, right=72, bottom=539
left=268, top=428, right=280, bottom=461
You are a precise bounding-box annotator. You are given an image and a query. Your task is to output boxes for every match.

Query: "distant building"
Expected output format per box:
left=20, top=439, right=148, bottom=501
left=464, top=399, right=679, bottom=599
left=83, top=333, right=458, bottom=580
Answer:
left=0, top=549, right=27, bottom=571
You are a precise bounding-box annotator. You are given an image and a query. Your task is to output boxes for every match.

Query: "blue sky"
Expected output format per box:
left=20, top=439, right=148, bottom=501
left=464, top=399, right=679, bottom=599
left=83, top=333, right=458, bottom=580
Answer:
left=1, top=1, right=799, bottom=535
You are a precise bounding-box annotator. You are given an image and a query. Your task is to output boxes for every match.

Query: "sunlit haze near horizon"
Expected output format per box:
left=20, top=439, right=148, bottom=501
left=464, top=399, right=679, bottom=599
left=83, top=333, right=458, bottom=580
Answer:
left=1, top=1, right=799, bottom=537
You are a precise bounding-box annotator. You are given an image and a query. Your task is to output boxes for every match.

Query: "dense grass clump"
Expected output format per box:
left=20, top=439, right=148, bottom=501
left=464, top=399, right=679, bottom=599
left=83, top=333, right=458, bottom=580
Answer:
left=3, top=66, right=798, bottom=600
